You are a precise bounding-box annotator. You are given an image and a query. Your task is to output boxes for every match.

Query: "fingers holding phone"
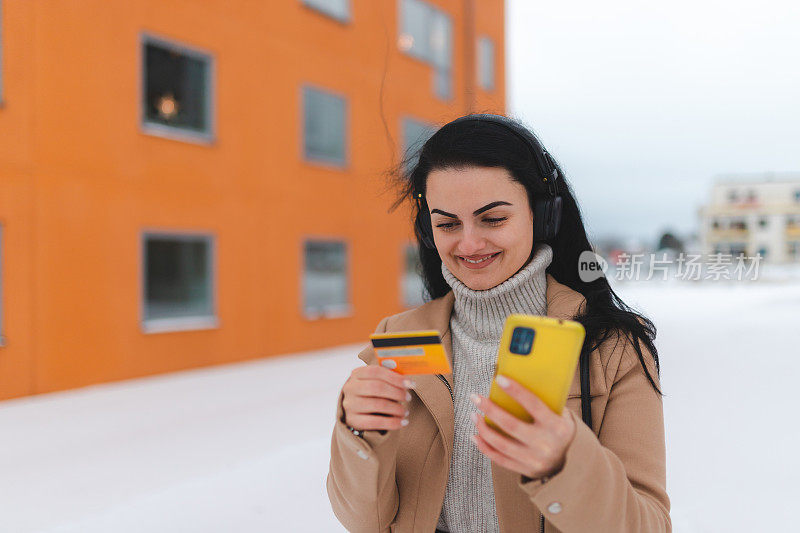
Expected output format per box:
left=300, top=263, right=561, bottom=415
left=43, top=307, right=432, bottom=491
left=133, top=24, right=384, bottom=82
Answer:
left=342, top=365, right=415, bottom=431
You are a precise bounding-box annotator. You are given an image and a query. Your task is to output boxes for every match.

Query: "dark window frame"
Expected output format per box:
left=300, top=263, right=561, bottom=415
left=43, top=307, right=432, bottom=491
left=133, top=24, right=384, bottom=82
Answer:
left=730, top=219, right=747, bottom=231
left=477, top=36, right=496, bottom=91
left=301, top=84, right=349, bottom=168
left=139, top=32, right=216, bottom=144
left=401, top=242, right=426, bottom=308
left=301, top=238, right=352, bottom=319
left=401, top=115, right=436, bottom=173
left=398, top=0, right=453, bottom=101
left=140, top=230, right=218, bottom=334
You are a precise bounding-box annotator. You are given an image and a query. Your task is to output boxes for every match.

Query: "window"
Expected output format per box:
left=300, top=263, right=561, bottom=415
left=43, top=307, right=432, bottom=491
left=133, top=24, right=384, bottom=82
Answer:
left=758, top=217, right=768, bottom=228
left=402, top=116, right=436, bottom=173
left=429, top=12, right=453, bottom=99
left=788, top=241, right=800, bottom=260
left=727, top=190, right=738, bottom=202
left=141, top=34, right=214, bottom=142
left=142, top=232, right=216, bottom=333
left=399, top=0, right=453, bottom=100
left=794, top=190, right=800, bottom=203
left=0, top=224, right=4, bottom=346
left=302, top=0, right=350, bottom=22
left=400, top=0, right=432, bottom=60
left=302, top=86, right=347, bottom=167
left=402, top=243, right=426, bottom=307
left=729, top=243, right=747, bottom=256
left=477, top=36, right=495, bottom=91
left=0, top=0, right=4, bottom=104
left=303, top=240, right=350, bottom=317
left=711, top=218, right=720, bottom=230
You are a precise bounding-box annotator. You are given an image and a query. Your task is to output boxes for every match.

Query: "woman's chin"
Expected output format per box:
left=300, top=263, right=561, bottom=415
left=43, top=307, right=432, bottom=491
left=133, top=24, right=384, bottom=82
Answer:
left=459, top=270, right=505, bottom=291
left=446, top=254, right=518, bottom=290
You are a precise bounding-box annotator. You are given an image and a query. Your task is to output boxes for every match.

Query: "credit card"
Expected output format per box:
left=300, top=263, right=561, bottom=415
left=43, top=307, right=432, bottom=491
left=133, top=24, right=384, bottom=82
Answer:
left=369, top=330, right=452, bottom=375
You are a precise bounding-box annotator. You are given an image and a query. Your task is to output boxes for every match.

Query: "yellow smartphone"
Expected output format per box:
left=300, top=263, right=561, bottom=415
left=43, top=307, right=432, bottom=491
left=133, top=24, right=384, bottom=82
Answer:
left=486, top=314, right=585, bottom=431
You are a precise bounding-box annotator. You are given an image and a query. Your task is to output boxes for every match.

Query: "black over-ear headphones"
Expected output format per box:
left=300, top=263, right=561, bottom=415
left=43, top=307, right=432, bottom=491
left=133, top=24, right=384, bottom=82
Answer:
left=413, top=114, right=563, bottom=250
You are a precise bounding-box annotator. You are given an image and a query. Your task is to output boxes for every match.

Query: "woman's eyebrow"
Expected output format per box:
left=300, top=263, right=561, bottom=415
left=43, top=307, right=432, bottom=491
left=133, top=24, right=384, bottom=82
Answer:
left=430, top=208, right=458, bottom=218
left=431, top=201, right=512, bottom=218
left=473, top=201, right=512, bottom=215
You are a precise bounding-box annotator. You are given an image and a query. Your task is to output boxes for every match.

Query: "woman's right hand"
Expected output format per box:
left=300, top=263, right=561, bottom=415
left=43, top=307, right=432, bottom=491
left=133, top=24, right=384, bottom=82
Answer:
left=342, top=365, right=415, bottom=431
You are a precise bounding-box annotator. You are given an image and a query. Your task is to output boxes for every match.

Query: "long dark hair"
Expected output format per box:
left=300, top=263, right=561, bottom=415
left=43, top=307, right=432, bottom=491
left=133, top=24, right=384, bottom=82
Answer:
left=386, top=115, right=663, bottom=396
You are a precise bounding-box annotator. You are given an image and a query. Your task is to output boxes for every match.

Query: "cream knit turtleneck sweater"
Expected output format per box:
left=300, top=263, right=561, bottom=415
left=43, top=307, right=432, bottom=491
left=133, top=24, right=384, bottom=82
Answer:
left=436, top=243, right=553, bottom=533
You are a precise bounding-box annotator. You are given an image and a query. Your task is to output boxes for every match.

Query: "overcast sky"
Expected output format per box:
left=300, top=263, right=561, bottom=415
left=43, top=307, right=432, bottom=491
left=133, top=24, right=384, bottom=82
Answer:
left=507, top=0, right=800, bottom=243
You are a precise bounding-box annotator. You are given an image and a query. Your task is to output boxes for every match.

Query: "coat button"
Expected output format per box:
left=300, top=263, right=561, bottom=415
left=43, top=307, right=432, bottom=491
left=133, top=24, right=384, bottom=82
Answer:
left=356, top=450, right=369, bottom=460
left=547, top=502, right=562, bottom=514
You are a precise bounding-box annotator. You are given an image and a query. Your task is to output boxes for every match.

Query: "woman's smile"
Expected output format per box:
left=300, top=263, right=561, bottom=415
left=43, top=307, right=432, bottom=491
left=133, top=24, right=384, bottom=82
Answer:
left=458, top=251, right=501, bottom=269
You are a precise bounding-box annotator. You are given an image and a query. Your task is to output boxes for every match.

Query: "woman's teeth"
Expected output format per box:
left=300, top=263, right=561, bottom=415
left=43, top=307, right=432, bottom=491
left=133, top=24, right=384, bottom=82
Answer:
left=462, top=253, right=498, bottom=264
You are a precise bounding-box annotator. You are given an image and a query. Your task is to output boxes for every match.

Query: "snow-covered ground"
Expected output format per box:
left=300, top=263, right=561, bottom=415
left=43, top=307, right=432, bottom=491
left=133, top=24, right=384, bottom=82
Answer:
left=1, top=276, right=799, bottom=532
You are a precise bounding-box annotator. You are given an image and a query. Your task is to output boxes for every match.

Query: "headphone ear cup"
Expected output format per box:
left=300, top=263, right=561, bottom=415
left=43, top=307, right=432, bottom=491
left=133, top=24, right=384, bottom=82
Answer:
left=415, top=204, right=436, bottom=249
left=550, top=195, right=563, bottom=238
left=533, top=197, right=548, bottom=241
left=533, top=196, right=562, bottom=241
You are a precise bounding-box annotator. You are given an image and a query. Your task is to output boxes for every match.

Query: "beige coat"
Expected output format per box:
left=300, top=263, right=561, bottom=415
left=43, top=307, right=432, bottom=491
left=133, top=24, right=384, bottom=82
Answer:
left=327, top=274, right=670, bottom=532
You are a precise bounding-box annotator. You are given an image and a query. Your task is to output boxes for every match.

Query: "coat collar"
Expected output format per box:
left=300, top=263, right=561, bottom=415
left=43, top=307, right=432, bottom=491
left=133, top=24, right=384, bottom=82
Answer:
left=394, top=273, right=587, bottom=368
left=378, top=273, right=589, bottom=458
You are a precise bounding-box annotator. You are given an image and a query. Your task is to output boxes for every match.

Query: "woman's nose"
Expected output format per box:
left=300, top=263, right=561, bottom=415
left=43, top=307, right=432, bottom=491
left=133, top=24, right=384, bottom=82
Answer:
left=457, top=225, right=487, bottom=254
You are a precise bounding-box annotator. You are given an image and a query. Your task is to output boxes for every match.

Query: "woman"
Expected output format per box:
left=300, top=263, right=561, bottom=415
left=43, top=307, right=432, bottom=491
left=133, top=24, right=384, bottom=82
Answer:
left=327, top=114, right=670, bottom=532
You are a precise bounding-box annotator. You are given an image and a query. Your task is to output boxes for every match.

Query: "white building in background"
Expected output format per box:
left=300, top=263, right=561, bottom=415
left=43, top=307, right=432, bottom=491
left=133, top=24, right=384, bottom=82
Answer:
left=699, top=173, right=800, bottom=263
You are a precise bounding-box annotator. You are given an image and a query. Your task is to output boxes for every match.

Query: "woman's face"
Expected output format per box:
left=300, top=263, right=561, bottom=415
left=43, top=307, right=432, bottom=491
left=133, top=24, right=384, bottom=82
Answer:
left=425, top=166, right=534, bottom=291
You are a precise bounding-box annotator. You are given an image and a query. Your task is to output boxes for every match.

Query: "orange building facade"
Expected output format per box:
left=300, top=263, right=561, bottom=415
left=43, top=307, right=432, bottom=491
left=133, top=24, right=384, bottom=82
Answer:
left=0, top=0, right=505, bottom=400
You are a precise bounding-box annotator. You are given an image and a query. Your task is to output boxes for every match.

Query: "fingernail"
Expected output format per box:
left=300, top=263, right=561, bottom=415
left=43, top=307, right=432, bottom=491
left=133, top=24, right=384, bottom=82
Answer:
left=470, top=393, right=481, bottom=406
left=403, top=379, right=415, bottom=388
left=470, top=435, right=478, bottom=446
left=401, top=418, right=409, bottom=426
left=405, top=410, right=409, bottom=417
left=470, top=412, right=479, bottom=424
left=496, top=375, right=510, bottom=389
left=406, top=392, right=412, bottom=401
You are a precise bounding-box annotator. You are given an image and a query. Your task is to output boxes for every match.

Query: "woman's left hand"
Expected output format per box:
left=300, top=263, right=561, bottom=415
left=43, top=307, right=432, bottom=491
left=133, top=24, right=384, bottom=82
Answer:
left=470, top=374, right=576, bottom=480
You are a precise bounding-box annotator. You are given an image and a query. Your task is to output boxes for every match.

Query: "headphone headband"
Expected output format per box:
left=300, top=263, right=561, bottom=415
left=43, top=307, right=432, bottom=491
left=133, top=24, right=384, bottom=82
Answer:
left=413, top=114, right=563, bottom=247
left=441, top=114, right=560, bottom=197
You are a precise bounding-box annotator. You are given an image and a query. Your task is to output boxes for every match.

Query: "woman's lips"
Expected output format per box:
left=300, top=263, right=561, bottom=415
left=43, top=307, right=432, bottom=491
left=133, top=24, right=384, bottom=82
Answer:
left=458, top=252, right=501, bottom=269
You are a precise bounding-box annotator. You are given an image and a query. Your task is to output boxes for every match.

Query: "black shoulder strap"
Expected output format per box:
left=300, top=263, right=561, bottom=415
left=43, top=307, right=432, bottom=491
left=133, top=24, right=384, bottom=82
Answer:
left=579, top=350, right=593, bottom=430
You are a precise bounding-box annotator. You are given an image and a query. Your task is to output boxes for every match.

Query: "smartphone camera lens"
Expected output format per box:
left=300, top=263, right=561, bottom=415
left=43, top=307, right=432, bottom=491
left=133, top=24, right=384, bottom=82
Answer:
left=509, top=327, right=536, bottom=355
